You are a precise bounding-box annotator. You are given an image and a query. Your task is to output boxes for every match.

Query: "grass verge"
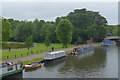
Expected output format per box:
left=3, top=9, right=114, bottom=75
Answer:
left=22, top=57, right=44, bottom=65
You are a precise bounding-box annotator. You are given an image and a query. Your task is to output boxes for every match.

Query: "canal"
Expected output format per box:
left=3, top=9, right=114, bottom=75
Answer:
left=4, top=45, right=120, bottom=78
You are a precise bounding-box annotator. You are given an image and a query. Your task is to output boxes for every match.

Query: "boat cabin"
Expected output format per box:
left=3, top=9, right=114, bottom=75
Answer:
left=44, top=51, right=66, bottom=60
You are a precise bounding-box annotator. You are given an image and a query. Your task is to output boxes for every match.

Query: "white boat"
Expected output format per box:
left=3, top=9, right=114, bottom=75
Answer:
left=44, top=51, right=66, bottom=61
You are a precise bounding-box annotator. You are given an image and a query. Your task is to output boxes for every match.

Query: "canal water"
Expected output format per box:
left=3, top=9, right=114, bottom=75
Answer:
left=22, top=45, right=118, bottom=78
left=3, top=45, right=119, bottom=79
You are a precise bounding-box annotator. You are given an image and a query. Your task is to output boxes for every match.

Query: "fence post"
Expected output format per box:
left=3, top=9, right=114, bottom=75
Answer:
left=7, top=56, right=8, bottom=59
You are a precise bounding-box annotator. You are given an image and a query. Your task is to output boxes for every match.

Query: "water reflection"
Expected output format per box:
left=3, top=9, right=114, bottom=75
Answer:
left=58, top=48, right=107, bottom=78
left=22, top=45, right=118, bottom=78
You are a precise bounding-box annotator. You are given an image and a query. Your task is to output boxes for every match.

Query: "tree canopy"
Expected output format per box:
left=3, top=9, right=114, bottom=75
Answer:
left=56, top=19, right=73, bottom=47
left=2, top=8, right=116, bottom=44
left=2, top=19, right=12, bottom=42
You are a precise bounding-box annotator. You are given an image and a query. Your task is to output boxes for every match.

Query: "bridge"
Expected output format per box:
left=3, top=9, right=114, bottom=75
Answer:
left=105, top=36, right=120, bottom=40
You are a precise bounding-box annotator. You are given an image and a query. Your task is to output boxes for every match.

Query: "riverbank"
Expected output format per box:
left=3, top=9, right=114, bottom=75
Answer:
left=21, top=42, right=102, bottom=65
left=2, top=43, right=75, bottom=60
left=2, top=42, right=102, bottom=65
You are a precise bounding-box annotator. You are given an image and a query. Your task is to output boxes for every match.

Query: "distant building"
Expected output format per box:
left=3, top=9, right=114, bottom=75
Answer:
left=107, top=33, right=112, bottom=36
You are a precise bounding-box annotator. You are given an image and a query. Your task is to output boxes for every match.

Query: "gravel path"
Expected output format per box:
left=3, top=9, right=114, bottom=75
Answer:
left=2, top=47, right=74, bottom=63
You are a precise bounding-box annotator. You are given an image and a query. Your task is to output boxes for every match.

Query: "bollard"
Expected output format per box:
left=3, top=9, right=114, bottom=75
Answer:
left=7, top=56, right=8, bottom=59
left=21, top=54, right=22, bottom=56
left=15, top=55, right=16, bottom=58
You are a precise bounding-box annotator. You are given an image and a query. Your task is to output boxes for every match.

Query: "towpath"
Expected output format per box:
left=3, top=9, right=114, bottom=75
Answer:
left=2, top=47, right=74, bottom=63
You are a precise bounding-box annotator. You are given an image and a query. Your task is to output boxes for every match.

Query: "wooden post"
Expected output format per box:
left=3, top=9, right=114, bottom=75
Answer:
left=7, top=56, right=8, bottom=59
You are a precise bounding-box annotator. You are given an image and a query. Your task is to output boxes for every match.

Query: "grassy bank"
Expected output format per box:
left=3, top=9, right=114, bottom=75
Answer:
left=2, top=42, right=102, bottom=60
left=22, top=57, right=44, bottom=65
left=2, top=43, right=75, bottom=60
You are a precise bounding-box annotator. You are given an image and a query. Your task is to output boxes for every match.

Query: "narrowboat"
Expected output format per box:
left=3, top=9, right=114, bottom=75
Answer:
left=73, top=45, right=94, bottom=55
left=44, top=51, right=66, bottom=61
left=0, top=62, right=23, bottom=78
left=24, top=62, right=43, bottom=69
left=103, top=41, right=116, bottom=46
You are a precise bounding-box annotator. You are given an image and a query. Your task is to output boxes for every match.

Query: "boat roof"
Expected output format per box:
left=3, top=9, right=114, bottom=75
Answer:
left=47, top=51, right=65, bottom=55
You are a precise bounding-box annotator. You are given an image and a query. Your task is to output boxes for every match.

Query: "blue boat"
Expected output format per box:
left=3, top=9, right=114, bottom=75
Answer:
left=103, top=41, right=116, bottom=46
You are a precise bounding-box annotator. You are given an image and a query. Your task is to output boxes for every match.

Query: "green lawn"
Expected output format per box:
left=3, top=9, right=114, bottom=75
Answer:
left=1, top=42, right=102, bottom=60
left=22, top=57, right=44, bottom=65
left=2, top=43, right=75, bottom=60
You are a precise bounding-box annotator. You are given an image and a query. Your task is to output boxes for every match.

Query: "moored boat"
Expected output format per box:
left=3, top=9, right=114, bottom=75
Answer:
left=0, top=62, right=23, bottom=78
left=103, top=41, right=116, bottom=46
left=44, top=51, right=66, bottom=61
left=24, top=62, right=43, bottom=69
left=72, top=45, right=94, bottom=55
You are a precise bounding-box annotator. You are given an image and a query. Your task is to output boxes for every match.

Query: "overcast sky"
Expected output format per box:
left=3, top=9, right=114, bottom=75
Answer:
left=1, top=2, right=118, bottom=25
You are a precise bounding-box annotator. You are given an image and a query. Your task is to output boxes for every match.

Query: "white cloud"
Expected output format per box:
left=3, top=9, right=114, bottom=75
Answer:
left=2, top=2, right=118, bottom=25
left=1, top=0, right=120, bottom=2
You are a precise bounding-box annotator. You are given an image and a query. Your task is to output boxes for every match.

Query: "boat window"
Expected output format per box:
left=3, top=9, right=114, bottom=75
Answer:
left=45, top=54, right=52, bottom=58
left=8, top=65, right=13, bottom=71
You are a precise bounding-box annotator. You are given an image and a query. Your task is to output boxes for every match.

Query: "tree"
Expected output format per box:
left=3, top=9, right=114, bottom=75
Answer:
left=77, top=37, right=83, bottom=44
left=56, top=19, right=73, bottom=48
left=0, top=17, right=2, bottom=42
left=44, top=36, right=50, bottom=47
left=2, top=19, right=12, bottom=42
left=13, top=22, right=25, bottom=42
left=32, top=19, right=45, bottom=42
left=66, top=8, right=107, bottom=42
left=24, top=21, right=32, bottom=38
left=43, top=23, right=56, bottom=43
left=25, top=35, right=33, bottom=53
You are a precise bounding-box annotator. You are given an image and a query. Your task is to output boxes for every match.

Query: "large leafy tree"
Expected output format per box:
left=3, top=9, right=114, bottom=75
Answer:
left=65, top=8, right=107, bottom=42
left=56, top=19, right=73, bottom=48
left=0, top=17, right=2, bottom=42
left=13, top=22, right=25, bottom=42
left=2, top=19, right=12, bottom=42
left=25, top=35, right=33, bottom=53
left=32, top=19, right=45, bottom=42
left=44, top=36, right=50, bottom=47
left=43, top=23, right=56, bottom=43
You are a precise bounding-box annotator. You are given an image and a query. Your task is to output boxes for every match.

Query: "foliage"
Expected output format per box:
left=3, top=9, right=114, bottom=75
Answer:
left=25, top=35, right=33, bottom=52
left=106, top=25, right=118, bottom=36
left=2, top=18, right=12, bottom=42
left=44, top=36, right=50, bottom=47
left=32, top=19, right=45, bottom=42
left=56, top=19, right=73, bottom=47
left=43, top=23, right=56, bottom=42
left=2, top=42, right=28, bottom=49
left=2, top=8, right=110, bottom=43
left=77, top=37, right=83, bottom=44
left=13, top=22, right=25, bottom=42
left=57, top=8, right=108, bottom=42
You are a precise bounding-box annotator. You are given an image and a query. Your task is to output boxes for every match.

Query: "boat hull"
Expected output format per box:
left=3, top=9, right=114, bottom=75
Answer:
left=25, top=63, right=42, bottom=69
left=44, top=55, right=66, bottom=61
left=0, top=69, right=22, bottom=78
